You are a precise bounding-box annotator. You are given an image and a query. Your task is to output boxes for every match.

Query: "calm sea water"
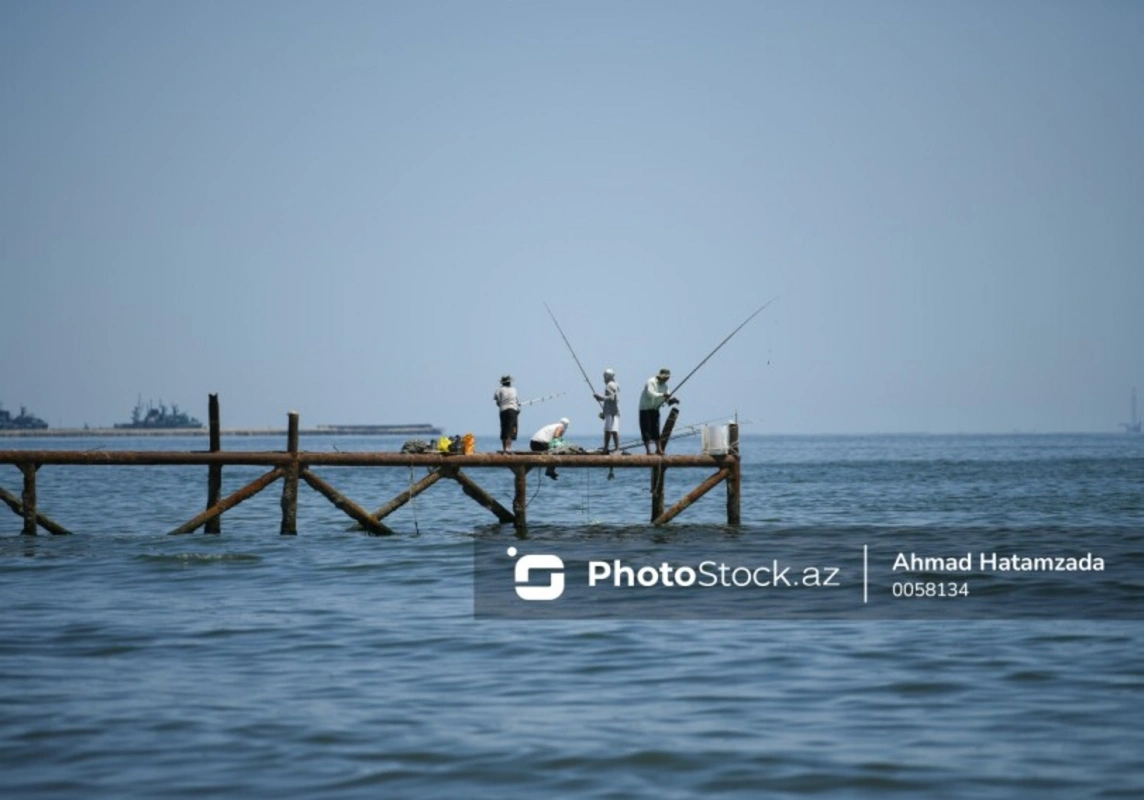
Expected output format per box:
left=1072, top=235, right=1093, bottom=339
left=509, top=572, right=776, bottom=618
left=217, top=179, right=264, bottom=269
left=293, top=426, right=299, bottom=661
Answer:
left=1, top=433, right=1141, bottom=798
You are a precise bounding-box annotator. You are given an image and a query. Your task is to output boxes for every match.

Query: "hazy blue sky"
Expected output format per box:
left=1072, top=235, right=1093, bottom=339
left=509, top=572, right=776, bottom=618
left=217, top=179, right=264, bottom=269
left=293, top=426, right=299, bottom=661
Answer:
left=2, top=1, right=1141, bottom=435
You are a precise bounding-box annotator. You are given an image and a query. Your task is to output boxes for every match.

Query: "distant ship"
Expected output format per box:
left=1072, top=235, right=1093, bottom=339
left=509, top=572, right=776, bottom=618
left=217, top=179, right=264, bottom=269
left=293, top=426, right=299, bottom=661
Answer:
left=1121, top=388, right=1142, bottom=434
left=0, top=403, right=48, bottom=430
left=114, top=399, right=203, bottom=430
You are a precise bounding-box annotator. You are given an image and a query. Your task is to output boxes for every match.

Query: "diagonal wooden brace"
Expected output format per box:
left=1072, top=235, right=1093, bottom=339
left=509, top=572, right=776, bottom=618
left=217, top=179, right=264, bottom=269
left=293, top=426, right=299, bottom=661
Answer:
left=364, top=468, right=446, bottom=524
left=302, top=469, right=394, bottom=536
left=653, top=468, right=730, bottom=526
left=169, top=467, right=283, bottom=535
left=444, top=467, right=515, bottom=524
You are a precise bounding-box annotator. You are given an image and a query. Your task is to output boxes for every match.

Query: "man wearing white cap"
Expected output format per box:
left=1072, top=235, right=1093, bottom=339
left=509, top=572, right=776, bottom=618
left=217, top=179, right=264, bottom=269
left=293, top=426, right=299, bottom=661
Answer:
left=593, top=368, right=620, bottom=454
left=530, top=417, right=570, bottom=480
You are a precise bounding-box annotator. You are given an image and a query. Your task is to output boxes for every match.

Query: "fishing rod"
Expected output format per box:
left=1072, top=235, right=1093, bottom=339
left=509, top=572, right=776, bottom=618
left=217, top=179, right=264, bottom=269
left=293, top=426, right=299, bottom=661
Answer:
left=543, top=303, right=604, bottom=409
left=520, top=391, right=566, bottom=407
left=670, top=296, right=778, bottom=398
left=614, top=415, right=757, bottom=452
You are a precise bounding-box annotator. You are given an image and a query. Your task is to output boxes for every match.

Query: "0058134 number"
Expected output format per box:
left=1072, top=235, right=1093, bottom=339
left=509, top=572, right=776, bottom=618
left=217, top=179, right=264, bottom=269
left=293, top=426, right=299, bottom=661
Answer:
left=891, top=581, right=970, bottom=598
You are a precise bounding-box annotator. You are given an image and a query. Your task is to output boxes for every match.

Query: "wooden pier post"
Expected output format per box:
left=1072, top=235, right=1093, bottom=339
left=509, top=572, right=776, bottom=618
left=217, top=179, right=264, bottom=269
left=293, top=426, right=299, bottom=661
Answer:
left=205, top=393, right=222, bottom=534
left=727, top=423, right=741, bottom=525
left=0, top=486, right=70, bottom=534
left=650, top=462, right=665, bottom=522
left=513, top=465, right=528, bottom=530
left=280, top=411, right=300, bottom=535
left=20, top=463, right=37, bottom=536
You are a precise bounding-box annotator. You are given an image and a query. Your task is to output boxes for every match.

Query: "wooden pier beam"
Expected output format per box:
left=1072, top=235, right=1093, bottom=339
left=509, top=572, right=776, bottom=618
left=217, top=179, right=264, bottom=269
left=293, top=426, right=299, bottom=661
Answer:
left=302, top=469, right=394, bottom=536
left=445, top=467, right=516, bottom=524
left=727, top=423, right=741, bottom=525
left=654, top=468, right=730, bottom=526
left=170, top=467, right=284, bottom=535
left=0, top=450, right=720, bottom=469
left=280, top=411, right=300, bottom=535
left=513, top=466, right=528, bottom=530
left=0, top=444, right=742, bottom=533
left=0, top=483, right=71, bottom=535
left=205, top=393, right=222, bottom=534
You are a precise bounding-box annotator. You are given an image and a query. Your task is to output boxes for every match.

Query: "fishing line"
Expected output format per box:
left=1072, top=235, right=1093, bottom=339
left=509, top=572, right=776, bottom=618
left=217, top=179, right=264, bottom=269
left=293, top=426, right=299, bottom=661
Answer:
left=671, top=296, right=779, bottom=397
left=582, top=467, right=590, bottom=522
left=527, top=466, right=543, bottom=508
left=520, top=391, right=566, bottom=407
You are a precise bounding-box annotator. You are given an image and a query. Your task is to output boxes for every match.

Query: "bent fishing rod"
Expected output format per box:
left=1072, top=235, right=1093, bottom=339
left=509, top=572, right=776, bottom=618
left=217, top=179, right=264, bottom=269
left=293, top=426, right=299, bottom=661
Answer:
left=543, top=303, right=604, bottom=409
left=668, top=296, right=778, bottom=399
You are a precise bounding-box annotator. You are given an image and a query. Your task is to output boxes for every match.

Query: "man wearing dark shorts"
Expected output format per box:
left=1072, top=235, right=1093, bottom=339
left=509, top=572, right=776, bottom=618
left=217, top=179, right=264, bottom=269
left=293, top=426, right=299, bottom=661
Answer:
left=494, top=375, right=519, bottom=453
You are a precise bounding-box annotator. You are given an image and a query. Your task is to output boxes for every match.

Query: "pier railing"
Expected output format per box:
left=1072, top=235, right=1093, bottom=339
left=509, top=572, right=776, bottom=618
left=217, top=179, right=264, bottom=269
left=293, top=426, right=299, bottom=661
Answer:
left=0, top=397, right=741, bottom=536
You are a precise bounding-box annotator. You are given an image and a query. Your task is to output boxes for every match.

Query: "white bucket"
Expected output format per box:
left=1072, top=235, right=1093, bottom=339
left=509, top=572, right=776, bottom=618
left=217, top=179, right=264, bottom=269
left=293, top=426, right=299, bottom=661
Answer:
left=701, top=425, right=730, bottom=455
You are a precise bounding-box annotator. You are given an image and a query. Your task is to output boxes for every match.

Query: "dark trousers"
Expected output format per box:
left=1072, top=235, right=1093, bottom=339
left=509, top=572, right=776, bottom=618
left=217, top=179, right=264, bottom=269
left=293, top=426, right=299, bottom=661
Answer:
left=639, top=409, right=661, bottom=443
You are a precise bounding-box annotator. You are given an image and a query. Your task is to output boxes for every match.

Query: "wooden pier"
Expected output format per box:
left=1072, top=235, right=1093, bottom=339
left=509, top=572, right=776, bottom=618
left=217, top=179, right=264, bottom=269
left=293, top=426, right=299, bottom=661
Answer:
left=0, top=397, right=742, bottom=536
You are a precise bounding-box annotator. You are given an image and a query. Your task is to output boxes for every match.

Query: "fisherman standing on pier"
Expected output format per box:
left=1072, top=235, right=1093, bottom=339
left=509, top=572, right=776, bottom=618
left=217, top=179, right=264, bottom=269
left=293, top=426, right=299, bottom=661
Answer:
left=494, top=375, right=520, bottom=453
left=639, top=368, right=678, bottom=455
left=530, top=417, right=569, bottom=480
left=593, top=368, right=620, bottom=454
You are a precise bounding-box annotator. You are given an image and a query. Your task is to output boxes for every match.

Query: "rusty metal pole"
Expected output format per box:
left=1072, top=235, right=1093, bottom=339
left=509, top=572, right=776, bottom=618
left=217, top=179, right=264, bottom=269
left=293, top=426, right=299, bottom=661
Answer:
left=513, top=465, right=528, bottom=530
left=280, top=411, right=300, bottom=535
left=205, top=393, right=222, bottom=533
left=20, top=463, right=37, bottom=536
left=727, top=423, right=741, bottom=525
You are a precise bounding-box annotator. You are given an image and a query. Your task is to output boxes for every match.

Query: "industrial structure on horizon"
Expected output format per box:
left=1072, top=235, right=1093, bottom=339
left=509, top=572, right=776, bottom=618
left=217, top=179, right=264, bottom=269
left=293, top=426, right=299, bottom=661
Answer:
left=1122, top=388, right=1141, bottom=434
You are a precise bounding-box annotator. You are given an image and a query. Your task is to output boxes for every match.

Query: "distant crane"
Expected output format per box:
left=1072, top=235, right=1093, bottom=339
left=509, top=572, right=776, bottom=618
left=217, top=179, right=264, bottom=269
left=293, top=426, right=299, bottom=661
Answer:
left=1121, top=388, right=1142, bottom=434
